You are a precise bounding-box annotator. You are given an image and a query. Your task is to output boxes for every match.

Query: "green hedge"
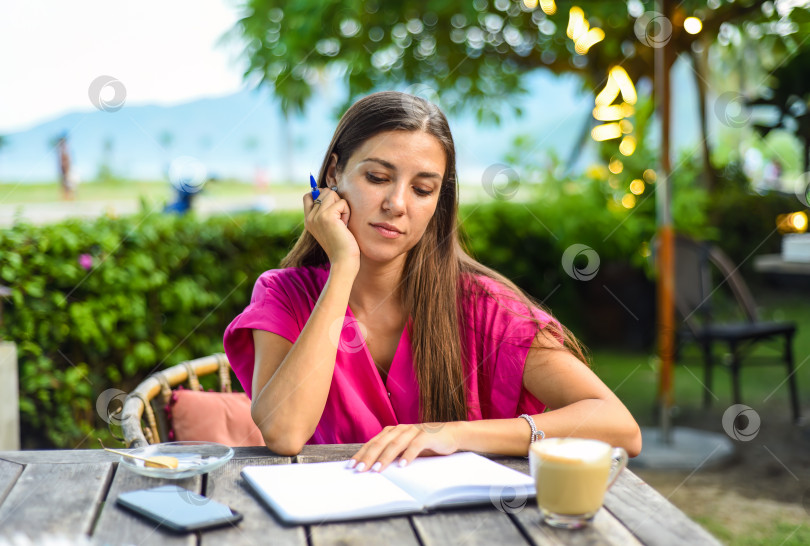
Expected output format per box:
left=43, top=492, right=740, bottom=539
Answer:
left=0, top=210, right=301, bottom=448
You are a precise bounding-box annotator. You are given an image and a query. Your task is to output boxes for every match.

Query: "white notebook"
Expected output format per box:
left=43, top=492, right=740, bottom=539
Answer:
left=241, top=452, right=535, bottom=524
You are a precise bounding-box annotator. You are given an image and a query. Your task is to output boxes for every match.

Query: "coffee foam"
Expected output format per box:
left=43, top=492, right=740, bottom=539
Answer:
left=534, top=438, right=611, bottom=463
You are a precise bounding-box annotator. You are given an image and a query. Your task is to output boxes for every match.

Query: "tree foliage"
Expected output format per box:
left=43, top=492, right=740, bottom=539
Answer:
left=228, top=0, right=809, bottom=121
left=750, top=47, right=810, bottom=173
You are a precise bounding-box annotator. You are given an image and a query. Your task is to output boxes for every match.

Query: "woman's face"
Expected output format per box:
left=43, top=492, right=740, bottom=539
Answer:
left=327, top=130, right=446, bottom=264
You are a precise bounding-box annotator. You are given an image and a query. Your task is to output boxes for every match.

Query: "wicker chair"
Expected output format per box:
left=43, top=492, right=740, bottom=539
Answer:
left=121, top=353, right=234, bottom=448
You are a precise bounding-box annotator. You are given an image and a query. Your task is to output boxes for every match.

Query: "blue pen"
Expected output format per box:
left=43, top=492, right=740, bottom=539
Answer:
left=310, top=173, right=320, bottom=200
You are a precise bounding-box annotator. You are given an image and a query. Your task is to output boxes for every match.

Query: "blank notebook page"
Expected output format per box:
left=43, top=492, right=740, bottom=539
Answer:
left=381, top=452, right=535, bottom=506
left=242, top=461, right=420, bottom=522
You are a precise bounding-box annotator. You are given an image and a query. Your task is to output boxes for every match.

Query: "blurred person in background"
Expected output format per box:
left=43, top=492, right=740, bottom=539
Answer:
left=163, top=156, right=207, bottom=214
left=56, top=133, right=76, bottom=200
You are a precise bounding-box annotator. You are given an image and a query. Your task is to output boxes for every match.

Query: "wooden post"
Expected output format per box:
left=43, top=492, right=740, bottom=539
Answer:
left=656, top=0, right=676, bottom=443
left=0, top=341, right=20, bottom=450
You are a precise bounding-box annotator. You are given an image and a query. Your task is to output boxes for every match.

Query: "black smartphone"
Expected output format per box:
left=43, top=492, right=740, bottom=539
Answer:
left=116, top=485, right=243, bottom=532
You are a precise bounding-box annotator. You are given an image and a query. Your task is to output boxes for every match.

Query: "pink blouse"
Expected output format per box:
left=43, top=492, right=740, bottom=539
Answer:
left=223, top=265, right=555, bottom=445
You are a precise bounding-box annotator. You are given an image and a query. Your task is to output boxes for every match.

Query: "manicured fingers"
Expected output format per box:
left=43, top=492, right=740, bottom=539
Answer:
left=348, top=426, right=424, bottom=473
left=347, top=426, right=394, bottom=471
left=346, top=423, right=454, bottom=472
left=371, top=429, right=422, bottom=472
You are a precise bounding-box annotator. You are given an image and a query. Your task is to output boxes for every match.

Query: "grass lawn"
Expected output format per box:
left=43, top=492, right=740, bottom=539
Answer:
left=696, top=517, right=810, bottom=546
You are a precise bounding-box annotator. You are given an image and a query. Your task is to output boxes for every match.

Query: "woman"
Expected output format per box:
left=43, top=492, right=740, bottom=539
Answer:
left=224, top=91, right=641, bottom=472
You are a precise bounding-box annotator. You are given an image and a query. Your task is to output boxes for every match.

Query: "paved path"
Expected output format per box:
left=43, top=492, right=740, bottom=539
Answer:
left=0, top=194, right=293, bottom=227
left=0, top=184, right=510, bottom=227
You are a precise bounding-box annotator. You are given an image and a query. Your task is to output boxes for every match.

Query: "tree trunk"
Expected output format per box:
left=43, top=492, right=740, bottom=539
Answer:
left=799, top=136, right=810, bottom=200
left=690, top=45, right=719, bottom=194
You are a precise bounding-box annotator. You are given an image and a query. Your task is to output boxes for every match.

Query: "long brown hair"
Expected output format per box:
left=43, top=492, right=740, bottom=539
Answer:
left=281, top=91, right=587, bottom=423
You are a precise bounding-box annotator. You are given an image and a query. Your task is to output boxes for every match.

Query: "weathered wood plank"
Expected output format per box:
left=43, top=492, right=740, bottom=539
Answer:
left=201, top=456, right=305, bottom=546
left=512, top=504, right=642, bottom=546
left=0, top=459, right=23, bottom=506
left=92, top=465, right=201, bottom=545
left=413, top=506, right=528, bottom=546
left=0, top=342, right=20, bottom=450
left=296, top=443, right=362, bottom=463
left=0, top=446, right=287, bottom=465
left=231, top=446, right=286, bottom=459
left=296, top=445, right=525, bottom=465
left=0, top=449, right=120, bottom=464
left=0, top=462, right=112, bottom=540
left=309, top=517, right=419, bottom=546
left=604, top=470, right=721, bottom=545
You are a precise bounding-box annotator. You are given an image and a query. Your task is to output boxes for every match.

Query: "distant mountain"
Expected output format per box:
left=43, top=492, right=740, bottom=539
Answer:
left=0, top=62, right=700, bottom=186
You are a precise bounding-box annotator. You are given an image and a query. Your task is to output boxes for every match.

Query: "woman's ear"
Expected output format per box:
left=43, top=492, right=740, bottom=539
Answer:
left=325, top=153, right=339, bottom=186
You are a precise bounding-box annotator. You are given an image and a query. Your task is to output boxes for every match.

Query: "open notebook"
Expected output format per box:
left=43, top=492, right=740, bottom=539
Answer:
left=241, top=452, right=535, bottom=524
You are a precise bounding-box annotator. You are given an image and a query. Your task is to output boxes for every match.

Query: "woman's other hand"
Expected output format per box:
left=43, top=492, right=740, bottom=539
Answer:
left=304, top=187, right=360, bottom=271
left=346, top=423, right=461, bottom=473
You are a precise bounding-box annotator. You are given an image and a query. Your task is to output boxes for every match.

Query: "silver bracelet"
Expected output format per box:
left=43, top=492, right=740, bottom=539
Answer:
left=519, top=414, right=545, bottom=444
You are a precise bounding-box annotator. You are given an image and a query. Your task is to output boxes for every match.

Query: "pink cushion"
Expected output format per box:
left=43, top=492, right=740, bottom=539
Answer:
left=168, top=389, right=265, bottom=447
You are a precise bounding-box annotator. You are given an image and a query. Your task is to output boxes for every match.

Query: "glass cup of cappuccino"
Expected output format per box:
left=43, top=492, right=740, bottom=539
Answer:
left=529, top=438, right=628, bottom=529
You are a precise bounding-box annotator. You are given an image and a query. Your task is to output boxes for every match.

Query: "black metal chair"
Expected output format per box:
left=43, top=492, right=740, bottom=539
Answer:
left=669, top=234, right=800, bottom=422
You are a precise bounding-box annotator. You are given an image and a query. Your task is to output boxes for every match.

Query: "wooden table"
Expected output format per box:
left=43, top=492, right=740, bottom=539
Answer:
left=0, top=445, right=719, bottom=545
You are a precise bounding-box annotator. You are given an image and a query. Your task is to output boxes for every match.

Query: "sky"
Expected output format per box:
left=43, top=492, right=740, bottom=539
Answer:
left=0, top=0, right=246, bottom=133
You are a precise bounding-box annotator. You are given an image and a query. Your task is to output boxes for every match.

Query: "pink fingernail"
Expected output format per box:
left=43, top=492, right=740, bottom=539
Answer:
left=346, top=459, right=356, bottom=469
left=398, top=458, right=408, bottom=467
left=371, top=462, right=382, bottom=472
left=355, top=462, right=366, bottom=472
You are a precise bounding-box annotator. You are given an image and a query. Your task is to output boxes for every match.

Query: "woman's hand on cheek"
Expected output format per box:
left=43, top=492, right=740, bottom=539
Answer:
left=346, top=423, right=461, bottom=473
left=303, top=187, right=359, bottom=269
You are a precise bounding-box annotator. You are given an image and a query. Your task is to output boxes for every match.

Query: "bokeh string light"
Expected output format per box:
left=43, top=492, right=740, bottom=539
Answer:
left=566, top=7, right=605, bottom=55
left=777, top=211, right=808, bottom=234
left=684, top=16, right=703, bottom=35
